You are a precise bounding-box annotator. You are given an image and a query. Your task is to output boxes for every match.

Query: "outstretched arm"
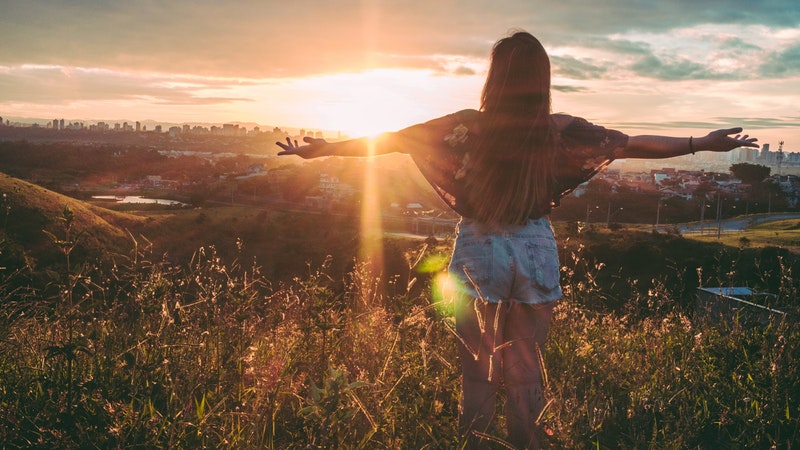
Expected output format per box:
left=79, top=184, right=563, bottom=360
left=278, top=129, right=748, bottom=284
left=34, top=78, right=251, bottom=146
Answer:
left=276, top=114, right=455, bottom=159
left=276, top=125, right=430, bottom=159
left=614, top=127, right=759, bottom=160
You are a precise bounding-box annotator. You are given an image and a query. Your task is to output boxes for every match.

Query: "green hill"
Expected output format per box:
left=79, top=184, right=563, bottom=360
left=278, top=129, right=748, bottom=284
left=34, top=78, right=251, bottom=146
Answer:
left=0, top=172, right=145, bottom=269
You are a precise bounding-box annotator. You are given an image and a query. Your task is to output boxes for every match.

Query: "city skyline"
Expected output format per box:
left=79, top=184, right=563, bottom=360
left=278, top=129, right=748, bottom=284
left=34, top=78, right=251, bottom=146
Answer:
left=1, top=1, right=799, bottom=147
left=4, top=113, right=799, bottom=177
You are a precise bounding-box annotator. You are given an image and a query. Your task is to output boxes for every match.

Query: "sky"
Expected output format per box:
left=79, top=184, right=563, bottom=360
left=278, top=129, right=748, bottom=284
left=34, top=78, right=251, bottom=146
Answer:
left=1, top=0, right=799, bottom=150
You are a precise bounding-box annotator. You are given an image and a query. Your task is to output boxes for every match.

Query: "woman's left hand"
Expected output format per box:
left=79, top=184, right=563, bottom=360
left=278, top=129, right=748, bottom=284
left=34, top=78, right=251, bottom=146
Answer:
left=699, top=128, right=759, bottom=152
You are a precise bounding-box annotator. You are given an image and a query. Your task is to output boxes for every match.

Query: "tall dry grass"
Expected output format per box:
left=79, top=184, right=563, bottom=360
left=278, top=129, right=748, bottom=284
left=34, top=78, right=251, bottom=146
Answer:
left=0, top=208, right=798, bottom=448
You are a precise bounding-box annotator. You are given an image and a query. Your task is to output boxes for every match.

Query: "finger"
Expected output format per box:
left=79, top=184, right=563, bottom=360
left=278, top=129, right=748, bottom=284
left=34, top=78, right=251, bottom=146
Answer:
left=723, top=127, right=744, bottom=135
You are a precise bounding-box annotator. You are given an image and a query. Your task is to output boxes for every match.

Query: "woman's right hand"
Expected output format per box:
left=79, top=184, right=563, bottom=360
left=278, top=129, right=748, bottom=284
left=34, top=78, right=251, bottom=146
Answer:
left=276, top=136, right=328, bottom=159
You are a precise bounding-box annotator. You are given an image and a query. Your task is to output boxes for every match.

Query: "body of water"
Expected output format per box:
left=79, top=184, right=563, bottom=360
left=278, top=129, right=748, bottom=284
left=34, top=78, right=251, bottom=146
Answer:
left=92, top=195, right=186, bottom=206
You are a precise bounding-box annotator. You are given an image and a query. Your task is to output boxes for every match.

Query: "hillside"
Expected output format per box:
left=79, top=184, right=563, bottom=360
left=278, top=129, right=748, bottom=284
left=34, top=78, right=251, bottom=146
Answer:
left=3, top=168, right=798, bottom=303
left=0, top=172, right=146, bottom=269
left=0, top=172, right=798, bottom=448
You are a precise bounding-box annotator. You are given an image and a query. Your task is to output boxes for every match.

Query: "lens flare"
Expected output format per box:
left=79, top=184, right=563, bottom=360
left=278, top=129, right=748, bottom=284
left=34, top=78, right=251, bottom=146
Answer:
left=358, top=138, right=384, bottom=288
left=430, top=272, right=459, bottom=318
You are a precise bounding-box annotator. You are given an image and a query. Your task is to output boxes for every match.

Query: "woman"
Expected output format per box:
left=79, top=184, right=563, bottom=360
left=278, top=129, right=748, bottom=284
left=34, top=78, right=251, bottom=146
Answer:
left=277, top=31, right=758, bottom=449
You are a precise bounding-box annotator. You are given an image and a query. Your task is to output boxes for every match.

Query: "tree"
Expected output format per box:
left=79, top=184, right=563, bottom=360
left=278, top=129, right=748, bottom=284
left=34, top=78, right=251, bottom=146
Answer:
left=730, top=163, right=770, bottom=185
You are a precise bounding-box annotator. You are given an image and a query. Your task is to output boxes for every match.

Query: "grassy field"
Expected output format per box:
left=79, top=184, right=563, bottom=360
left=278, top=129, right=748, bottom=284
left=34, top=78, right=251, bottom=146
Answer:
left=1, top=174, right=799, bottom=448
left=1, top=227, right=797, bottom=448
left=686, top=218, right=800, bottom=253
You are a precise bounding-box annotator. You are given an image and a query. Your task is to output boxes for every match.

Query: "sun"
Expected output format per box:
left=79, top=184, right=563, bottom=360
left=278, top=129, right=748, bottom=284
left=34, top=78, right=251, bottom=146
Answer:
left=306, top=69, right=432, bottom=137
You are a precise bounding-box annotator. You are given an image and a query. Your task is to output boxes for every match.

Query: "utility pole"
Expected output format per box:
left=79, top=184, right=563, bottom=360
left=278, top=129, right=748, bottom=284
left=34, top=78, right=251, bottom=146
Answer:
left=716, top=192, right=723, bottom=239
left=699, top=198, right=706, bottom=235
left=655, top=198, right=661, bottom=230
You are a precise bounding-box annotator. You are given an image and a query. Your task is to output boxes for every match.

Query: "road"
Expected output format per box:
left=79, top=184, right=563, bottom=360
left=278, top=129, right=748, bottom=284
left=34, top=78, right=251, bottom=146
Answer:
left=674, top=213, right=800, bottom=235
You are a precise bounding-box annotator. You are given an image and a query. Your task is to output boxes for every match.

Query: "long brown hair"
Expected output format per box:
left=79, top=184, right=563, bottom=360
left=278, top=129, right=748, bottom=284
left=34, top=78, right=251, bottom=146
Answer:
left=465, top=31, right=555, bottom=225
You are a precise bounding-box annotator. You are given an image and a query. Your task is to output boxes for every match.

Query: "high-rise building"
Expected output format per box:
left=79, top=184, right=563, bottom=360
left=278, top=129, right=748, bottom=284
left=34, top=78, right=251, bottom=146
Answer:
left=733, top=146, right=759, bottom=163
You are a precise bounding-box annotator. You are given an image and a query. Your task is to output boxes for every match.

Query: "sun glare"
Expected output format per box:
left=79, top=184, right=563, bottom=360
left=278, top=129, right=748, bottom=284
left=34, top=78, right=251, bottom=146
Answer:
left=358, top=138, right=385, bottom=282
left=298, top=69, right=448, bottom=137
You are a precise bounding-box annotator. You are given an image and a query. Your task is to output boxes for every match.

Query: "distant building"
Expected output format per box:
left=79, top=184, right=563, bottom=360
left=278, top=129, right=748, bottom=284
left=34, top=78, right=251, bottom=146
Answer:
left=145, top=175, right=163, bottom=187
left=319, top=173, right=355, bottom=201
left=221, top=124, right=242, bottom=136
left=733, top=146, right=759, bottom=163
left=652, top=170, right=674, bottom=186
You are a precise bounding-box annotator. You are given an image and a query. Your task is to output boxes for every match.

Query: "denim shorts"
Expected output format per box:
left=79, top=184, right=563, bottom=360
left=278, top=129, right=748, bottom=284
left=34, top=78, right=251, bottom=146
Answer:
left=448, top=217, right=562, bottom=304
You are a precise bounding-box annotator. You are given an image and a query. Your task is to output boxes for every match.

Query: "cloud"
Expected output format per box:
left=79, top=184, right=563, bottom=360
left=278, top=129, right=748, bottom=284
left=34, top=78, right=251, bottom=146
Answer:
left=716, top=36, right=763, bottom=52
left=2, top=0, right=798, bottom=79
left=553, top=84, right=590, bottom=93
left=759, top=42, right=800, bottom=76
left=630, top=54, right=737, bottom=80
left=577, top=37, right=653, bottom=56
left=0, top=65, right=252, bottom=106
left=716, top=116, right=800, bottom=129
left=615, top=116, right=800, bottom=131
left=1, top=0, right=797, bottom=146
left=551, top=55, right=609, bottom=80
left=453, top=65, right=477, bottom=76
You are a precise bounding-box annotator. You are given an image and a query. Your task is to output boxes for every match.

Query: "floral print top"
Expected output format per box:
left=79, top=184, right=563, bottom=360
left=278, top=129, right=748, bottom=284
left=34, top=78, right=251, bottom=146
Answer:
left=394, top=108, right=628, bottom=219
